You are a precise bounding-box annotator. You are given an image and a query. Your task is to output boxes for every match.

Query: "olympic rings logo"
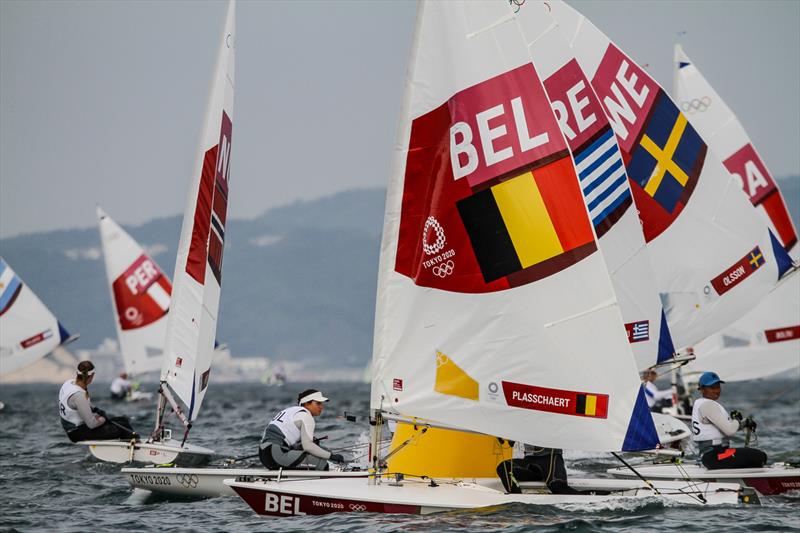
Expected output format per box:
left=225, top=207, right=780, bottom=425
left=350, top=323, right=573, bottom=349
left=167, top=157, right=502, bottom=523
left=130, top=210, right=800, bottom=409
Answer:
left=432, top=260, right=454, bottom=278
left=422, top=216, right=446, bottom=256
left=176, top=473, right=199, bottom=488
left=124, top=306, right=143, bottom=326
left=349, top=504, right=367, bottom=512
left=681, top=96, right=711, bottom=114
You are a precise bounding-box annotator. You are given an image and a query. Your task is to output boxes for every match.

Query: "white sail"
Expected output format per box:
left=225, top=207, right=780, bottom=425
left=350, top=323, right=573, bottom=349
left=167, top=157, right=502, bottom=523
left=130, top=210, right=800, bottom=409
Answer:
left=673, top=44, right=798, bottom=259
left=548, top=0, right=792, bottom=351
left=371, top=0, right=657, bottom=452
left=97, top=207, right=171, bottom=376
left=161, top=0, right=235, bottom=421
left=0, top=258, right=77, bottom=375
left=685, top=270, right=800, bottom=382
left=515, top=2, right=675, bottom=370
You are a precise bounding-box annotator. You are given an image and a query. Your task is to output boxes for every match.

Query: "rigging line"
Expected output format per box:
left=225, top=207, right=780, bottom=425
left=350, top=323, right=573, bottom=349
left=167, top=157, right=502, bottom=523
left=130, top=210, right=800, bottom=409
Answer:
left=611, top=452, right=661, bottom=496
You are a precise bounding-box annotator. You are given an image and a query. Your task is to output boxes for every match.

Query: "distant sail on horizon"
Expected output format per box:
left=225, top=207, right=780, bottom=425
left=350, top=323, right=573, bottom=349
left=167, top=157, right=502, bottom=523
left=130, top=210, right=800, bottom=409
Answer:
left=0, top=257, right=77, bottom=376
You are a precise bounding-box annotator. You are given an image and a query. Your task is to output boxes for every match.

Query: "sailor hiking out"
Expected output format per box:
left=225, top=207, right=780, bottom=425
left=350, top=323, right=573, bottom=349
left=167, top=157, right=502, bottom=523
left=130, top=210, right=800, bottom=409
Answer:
left=641, top=368, right=673, bottom=412
left=58, top=361, right=136, bottom=442
left=259, top=389, right=347, bottom=470
left=691, top=372, right=766, bottom=469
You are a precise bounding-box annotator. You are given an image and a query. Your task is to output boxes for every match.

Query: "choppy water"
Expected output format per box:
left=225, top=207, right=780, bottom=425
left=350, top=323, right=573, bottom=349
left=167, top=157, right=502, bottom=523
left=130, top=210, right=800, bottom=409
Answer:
left=1, top=380, right=798, bottom=532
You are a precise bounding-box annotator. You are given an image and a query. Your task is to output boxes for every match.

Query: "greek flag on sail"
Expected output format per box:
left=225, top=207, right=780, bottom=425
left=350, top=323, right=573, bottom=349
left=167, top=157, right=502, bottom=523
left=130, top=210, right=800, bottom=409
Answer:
left=574, top=128, right=630, bottom=229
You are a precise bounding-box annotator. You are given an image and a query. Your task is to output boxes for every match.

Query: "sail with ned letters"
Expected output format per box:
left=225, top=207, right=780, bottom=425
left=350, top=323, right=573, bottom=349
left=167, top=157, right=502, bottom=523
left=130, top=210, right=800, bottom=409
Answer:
left=160, top=0, right=235, bottom=422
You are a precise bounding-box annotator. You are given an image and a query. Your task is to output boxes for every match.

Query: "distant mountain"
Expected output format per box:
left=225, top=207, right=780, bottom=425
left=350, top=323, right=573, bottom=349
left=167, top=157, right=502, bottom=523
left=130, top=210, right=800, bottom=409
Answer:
left=1, top=179, right=797, bottom=374
left=0, top=188, right=385, bottom=375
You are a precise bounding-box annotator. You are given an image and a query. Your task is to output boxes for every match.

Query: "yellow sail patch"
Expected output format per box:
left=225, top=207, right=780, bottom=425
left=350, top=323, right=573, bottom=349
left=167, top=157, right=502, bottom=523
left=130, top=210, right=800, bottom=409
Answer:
left=434, top=351, right=479, bottom=401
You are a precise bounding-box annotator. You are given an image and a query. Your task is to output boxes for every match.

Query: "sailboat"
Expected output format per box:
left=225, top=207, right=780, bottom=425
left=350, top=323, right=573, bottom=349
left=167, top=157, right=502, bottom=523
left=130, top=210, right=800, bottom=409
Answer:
left=97, top=207, right=170, bottom=400
left=0, top=257, right=79, bottom=376
left=673, top=44, right=798, bottom=260
left=78, top=0, right=235, bottom=466
left=225, top=1, right=749, bottom=514
left=547, top=1, right=793, bottom=355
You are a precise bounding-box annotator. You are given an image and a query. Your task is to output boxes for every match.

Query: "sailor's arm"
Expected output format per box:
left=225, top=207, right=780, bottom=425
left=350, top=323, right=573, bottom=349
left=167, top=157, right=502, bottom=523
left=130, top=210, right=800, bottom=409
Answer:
left=68, top=392, right=105, bottom=429
left=699, top=401, right=739, bottom=436
left=295, top=411, right=331, bottom=459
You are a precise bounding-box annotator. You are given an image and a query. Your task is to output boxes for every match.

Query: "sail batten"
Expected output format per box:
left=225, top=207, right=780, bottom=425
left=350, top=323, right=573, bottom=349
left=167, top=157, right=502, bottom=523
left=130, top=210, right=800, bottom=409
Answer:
left=160, top=0, right=235, bottom=422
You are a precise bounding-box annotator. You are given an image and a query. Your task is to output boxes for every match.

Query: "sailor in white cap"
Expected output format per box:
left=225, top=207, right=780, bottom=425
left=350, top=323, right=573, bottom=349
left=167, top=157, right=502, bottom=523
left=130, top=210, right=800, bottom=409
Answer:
left=258, top=388, right=347, bottom=470
left=691, top=371, right=766, bottom=469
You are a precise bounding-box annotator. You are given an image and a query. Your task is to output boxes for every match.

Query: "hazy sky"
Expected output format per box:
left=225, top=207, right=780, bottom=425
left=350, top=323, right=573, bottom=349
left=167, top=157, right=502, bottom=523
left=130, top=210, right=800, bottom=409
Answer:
left=1, top=0, right=798, bottom=239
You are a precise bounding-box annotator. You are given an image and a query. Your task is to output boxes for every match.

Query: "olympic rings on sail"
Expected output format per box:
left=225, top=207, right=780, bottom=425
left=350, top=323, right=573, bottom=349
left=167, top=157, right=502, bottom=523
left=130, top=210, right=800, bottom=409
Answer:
left=681, top=96, right=712, bottom=114
left=422, top=216, right=446, bottom=256
left=432, top=260, right=455, bottom=278
left=349, top=504, right=368, bottom=512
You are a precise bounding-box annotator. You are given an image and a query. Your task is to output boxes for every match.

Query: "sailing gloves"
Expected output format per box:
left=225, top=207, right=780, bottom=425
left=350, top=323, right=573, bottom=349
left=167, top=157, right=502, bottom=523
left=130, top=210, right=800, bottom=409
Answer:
left=729, top=409, right=743, bottom=422
left=329, top=453, right=346, bottom=463
left=742, top=417, right=757, bottom=432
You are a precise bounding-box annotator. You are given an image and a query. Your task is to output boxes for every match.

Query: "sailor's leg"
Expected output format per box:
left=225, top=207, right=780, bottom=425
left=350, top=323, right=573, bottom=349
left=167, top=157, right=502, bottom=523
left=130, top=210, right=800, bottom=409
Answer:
left=496, top=459, right=522, bottom=493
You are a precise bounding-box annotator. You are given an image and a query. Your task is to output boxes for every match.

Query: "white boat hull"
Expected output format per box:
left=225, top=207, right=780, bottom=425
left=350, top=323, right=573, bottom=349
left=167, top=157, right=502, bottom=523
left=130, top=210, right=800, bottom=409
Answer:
left=121, top=467, right=368, bottom=498
left=607, top=462, right=800, bottom=495
left=80, top=439, right=215, bottom=466
left=652, top=413, right=690, bottom=444
left=225, top=476, right=752, bottom=517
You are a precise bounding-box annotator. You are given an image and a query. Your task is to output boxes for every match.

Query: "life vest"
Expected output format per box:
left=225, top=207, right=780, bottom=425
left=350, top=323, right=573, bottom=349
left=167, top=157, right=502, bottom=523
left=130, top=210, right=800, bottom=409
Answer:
left=58, top=379, right=87, bottom=431
left=691, top=397, right=730, bottom=446
left=264, top=406, right=310, bottom=448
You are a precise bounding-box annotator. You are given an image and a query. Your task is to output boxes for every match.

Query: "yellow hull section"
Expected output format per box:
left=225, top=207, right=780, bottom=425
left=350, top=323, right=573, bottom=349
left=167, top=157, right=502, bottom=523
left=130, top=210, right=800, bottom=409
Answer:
left=386, top=422, right=513, bottom=478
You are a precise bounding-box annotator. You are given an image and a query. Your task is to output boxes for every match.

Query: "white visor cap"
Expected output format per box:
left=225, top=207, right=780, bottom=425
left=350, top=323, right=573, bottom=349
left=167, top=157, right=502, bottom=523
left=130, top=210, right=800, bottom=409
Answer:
left=299, top=391, right=329, bottom=405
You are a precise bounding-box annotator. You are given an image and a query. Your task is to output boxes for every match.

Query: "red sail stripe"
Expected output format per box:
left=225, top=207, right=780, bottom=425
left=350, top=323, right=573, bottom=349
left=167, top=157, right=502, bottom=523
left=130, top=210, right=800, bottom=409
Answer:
left=186, top=145, right=218, bottom=284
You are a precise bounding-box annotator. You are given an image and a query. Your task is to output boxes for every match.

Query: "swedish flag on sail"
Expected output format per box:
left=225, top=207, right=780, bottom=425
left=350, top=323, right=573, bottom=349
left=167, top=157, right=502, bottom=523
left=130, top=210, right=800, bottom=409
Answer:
left=574, top=128, right=630, bottom=235
left=627, top=91, right=705, bottom=215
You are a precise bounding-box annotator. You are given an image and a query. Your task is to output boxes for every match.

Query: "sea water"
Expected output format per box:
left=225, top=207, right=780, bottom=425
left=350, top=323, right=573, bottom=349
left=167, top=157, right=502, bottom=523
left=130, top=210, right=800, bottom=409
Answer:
left=1, top=380, right=797, bottom=532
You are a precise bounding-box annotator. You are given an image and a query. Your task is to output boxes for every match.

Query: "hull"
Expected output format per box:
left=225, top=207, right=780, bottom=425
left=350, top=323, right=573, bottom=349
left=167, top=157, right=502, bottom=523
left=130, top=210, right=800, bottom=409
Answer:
left=652, top=413, right=690, bottom=444
left=121, top=467, right=368, bottom=498
left=225, top=476, right=750, bottom=517
left=80, top=439, right=215, bottom=466
left=607, top=463, right=800, bottom=495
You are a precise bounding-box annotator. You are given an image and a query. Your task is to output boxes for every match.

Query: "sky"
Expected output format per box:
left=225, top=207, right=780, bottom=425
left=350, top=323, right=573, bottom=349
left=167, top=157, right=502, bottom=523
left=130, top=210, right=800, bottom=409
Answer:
left=1, top=0, right=798, bottom=239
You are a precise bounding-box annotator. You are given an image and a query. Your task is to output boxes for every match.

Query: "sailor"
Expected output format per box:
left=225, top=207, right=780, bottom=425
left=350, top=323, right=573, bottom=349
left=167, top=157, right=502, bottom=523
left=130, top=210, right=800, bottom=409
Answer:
left=497, top=445, right=587, bottom=495
left=58, top=361, right=137, bottom=443
left=258, top=389, right=347, bottom=470
left=691, top=371, right=767, bottom=469
left=109, top=372, right=132, bottom=400
left=642, top=368, right=672, bottom=412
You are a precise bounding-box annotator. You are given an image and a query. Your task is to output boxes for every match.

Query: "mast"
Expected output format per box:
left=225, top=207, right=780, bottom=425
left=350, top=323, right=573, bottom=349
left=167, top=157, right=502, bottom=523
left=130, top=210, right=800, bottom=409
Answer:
left=156, top=0, right=236, bottom=440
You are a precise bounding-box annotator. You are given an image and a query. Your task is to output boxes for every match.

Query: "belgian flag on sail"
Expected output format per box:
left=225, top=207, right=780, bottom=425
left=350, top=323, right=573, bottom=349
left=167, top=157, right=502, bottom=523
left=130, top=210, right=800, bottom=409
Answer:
left=456, top=157, right=596, bottom=285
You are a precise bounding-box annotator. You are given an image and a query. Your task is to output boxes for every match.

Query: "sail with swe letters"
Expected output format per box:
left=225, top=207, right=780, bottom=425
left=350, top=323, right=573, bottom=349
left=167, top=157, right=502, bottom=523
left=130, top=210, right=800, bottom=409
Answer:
left=673, top=44, right=798, bottom=260
left=0, top=258, right=77, bottom=376
left=161, top=1, right=235, bottom=422
left=514, top=2, right=675, bottom=369
left=372, top=0, right=657, bottom=452
left=97, top=207, right=171, bottom=376
left=548, top=0, right=790, bottom=351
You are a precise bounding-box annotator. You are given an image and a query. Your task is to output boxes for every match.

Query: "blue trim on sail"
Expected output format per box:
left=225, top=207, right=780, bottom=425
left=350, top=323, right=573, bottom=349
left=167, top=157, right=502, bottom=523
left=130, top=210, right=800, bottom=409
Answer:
left=769, top=229, right=793, bottom=278
left=57, top=321, right=71, bottom=344
left=622, top=388, right=660, bottom=451
left=679, top=61, right=691, bottom=69
left=656, top=310, right=676, bottom=364
left=188, top=371, right=197, bottom=422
